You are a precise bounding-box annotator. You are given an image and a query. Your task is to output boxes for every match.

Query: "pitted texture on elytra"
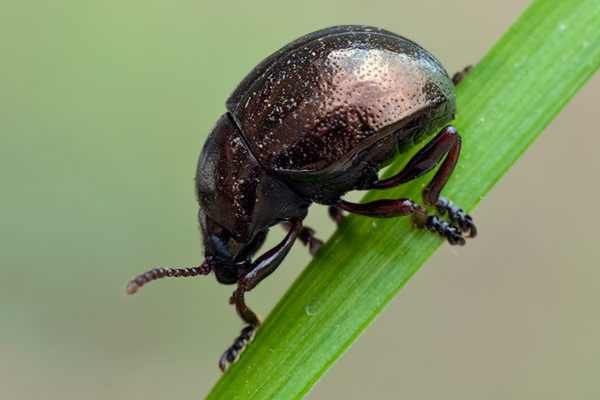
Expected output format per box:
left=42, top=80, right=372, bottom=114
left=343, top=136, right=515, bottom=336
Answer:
left=227, top=26, right=455, bottom=175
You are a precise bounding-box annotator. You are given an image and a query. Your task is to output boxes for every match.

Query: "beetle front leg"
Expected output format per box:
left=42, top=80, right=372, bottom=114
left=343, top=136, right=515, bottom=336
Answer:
left=218, top=288, right=259, bottom=372
left=219, top=219, right=303, bottom=371
left=369, top=125, right=476, bottom=238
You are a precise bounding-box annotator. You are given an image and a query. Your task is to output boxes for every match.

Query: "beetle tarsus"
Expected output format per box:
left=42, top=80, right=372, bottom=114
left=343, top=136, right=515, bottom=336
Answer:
left=328, top=206, right=345, bottom=225
left=452, top=65, right=473, bottom=85
left=300, top=226, right=324, bottom=256
left=219, top=289, right=260, bottom=372
left=422, top=215, right=466, bottom=246
left=435, top=197, right=477, bottom=238
left=219, top=325, right=257, bottom=372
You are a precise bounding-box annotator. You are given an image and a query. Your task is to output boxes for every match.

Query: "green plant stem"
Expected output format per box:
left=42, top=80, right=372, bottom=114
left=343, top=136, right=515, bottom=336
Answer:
left=207, top=1, right=600, bottom=398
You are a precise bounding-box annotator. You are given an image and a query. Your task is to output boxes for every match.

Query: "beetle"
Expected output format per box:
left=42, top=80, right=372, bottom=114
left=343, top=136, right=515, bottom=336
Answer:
left=126, top=25, right=477, bottom=371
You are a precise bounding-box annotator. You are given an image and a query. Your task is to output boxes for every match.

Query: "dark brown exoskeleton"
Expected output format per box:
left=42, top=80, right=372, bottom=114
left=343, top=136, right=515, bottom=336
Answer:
left=126, top=25, right=477, bottom=371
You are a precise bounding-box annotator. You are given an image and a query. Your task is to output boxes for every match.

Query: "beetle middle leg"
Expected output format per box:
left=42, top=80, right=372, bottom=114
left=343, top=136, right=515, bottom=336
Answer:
left=219, top=219, right=303, bottom=371
left=337, top=198, right=465, bottom=245
left=369, top=125, right=476, bottom=238
left=281, top=207, right=345, bottom=256
left=281, top=222, right=323, bottom=256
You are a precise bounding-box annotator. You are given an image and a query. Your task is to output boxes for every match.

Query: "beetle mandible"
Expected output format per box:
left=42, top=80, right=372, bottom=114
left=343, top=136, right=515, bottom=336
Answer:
left=126, top=25, right=477, bottom=371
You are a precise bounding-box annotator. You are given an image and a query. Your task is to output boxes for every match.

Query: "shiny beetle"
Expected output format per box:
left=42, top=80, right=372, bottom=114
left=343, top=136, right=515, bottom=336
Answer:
left=127, top=25, right=477, bottom=371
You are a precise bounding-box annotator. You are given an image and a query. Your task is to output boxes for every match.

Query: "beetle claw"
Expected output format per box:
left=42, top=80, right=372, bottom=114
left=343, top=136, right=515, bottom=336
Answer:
left=288, top=224, right=325, bottom=256
left=308, top=238, right=324, bottom=256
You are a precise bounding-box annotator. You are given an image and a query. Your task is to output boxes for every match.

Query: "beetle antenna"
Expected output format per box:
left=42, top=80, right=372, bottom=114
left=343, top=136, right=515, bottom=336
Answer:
left=126, top=259, right=212, bottom=295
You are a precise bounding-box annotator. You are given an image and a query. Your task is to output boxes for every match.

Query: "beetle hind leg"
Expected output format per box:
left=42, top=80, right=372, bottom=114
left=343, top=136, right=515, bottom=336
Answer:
left=418, top=126, right=477, bottom=238
left=359, top=125, right=476, bottom=241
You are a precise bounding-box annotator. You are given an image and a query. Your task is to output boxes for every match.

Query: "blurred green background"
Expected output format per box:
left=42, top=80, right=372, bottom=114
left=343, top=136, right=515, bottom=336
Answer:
left=2, top=1, right=599, bottom=398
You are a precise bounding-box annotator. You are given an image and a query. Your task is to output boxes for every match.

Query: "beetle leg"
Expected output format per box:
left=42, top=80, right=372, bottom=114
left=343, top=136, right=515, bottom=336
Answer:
left=452, top=65, right=473, bottom=85
left=238, top=218, right=302, bottom=292
left=369, top=125, right=476, bottom=238
left=435, top=197, right=477, bottom=238
left=419, top=128, right=477, bottom=238
left=281, top=222, right=323, bottom=256
left=218, top=289, right=259, bottom=372
left=328, top=206, right=345, bottom=225
left=337, top=198, right=465, bottom=245
left=370, top=126, right=459, bottom=190
left=281, top=207, right=345, bottom=256
left=219, top=219, right=303, bottom=371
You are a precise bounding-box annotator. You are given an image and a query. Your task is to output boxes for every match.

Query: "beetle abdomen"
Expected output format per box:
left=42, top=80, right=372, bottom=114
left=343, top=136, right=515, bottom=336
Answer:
left=227, top=25, right=455, bottom=182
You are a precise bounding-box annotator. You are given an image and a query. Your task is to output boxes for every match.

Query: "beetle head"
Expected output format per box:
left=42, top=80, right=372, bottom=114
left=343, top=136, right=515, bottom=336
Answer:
left=195, top=114, right=310, bottom=285
left=198, top=209, right=249, bottom=284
